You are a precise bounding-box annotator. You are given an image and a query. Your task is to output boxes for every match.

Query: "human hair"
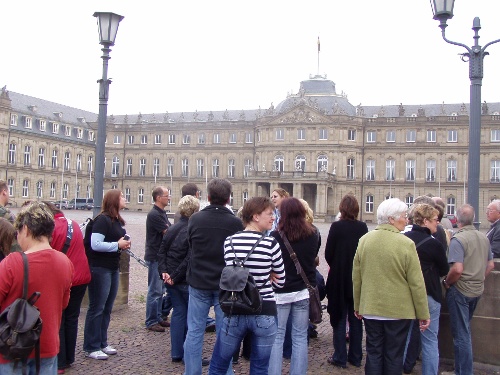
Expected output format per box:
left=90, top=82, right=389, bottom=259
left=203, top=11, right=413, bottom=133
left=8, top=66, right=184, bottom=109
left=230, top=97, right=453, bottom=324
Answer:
left=338, top=194, right=359, bottom=221
left=241, top=197, right=274, bottom=226
left=207, top=178, right=232, bottom=206
left=490, top=199, right=500, bottom=211
left=457, top=204, right=475, bottom=226
left=178, top=195, right=200, bottom=218
left=377, top=198, right=408, bottom=225
left=42, top=200, right=62, bottom=216
left=181, top=183, right=199, bottom=197
left=14, top=201, right=55, bottom=241
left=0, top=218, right=15, bottom=258
left=411, top=204, right=439, bottom=226
left=101, top=189, right=125, bottom=225
left=298, top=198, right=314, bottom=224
left=278, top=197, right=315, bottom=242
left=414, top=195, right=435, bottom=206
left=0, top=180, right=7, bottom=193
left=272, top=188, right=289, bottom=199
left=152, top=186, right=167, bottom=202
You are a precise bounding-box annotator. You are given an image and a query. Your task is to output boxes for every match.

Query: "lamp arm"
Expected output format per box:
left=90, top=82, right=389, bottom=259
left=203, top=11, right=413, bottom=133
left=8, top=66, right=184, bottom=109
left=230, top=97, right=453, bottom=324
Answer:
left=482, top=38, right=500, bottom=53
left=441, top=31, right=472, bottom=54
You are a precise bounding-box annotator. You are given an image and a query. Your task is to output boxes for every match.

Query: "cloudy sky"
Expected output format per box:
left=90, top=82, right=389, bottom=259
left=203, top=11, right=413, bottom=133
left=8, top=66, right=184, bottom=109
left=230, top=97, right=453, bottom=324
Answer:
left=2, top=1, right=500, bottom=115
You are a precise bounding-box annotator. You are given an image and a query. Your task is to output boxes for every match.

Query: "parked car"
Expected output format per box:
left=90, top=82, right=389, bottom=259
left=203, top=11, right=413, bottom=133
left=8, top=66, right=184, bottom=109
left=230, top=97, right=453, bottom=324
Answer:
left=54, top=200, right=69, bottom=209
left=447, top=214, right=458, bottom=228
left=68, top=198, right=94, bottom=210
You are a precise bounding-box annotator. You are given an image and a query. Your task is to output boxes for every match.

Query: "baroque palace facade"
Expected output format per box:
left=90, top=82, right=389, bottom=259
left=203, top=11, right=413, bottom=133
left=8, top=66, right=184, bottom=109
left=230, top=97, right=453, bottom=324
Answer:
left=1, top=76, right=500, bottom=226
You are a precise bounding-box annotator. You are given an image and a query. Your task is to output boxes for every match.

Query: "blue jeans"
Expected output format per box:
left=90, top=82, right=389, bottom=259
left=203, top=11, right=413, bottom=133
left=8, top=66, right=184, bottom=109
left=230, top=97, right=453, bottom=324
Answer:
left=0, top=356, right=57, bottom=375
left=145, top=260, right=165, bottom=327
left=83, top=266, right=119, bottom=352
left=331, top=301, right=363, bottom=366
left=58, top=283, right=88, bottom=369
left=420, top=295, right=441, bottom=375
left=446, top=285, right=480, bottom=375
left=166, top=283, right=189, bottom=359
left=268, top=298, right=309, bottom=375
left=209, top=314, right=277, bottom=375
left=183, top=286, right=233, bottom=375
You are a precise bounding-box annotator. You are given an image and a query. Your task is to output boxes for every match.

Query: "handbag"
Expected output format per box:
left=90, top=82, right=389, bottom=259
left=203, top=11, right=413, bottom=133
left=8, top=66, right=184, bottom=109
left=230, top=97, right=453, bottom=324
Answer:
left=279, top=231, right=322, bottom=324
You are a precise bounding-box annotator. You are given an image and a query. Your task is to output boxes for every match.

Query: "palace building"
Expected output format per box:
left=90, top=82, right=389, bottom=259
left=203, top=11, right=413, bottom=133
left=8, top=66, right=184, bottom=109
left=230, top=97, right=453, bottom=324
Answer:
left=1, top=75, right=499, bottom=226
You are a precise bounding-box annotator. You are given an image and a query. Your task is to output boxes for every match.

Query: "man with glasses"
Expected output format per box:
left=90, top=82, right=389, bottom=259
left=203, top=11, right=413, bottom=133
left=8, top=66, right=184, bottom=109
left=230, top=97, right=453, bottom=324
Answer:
left=486, top=199, right=500, bottom=258
left=145, top=186, right=172, bottom=332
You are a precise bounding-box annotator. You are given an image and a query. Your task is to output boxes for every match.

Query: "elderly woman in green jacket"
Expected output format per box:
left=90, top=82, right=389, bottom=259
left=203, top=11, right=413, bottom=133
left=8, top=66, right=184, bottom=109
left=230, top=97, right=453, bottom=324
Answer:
left=352, top=198, right=430, bottom=375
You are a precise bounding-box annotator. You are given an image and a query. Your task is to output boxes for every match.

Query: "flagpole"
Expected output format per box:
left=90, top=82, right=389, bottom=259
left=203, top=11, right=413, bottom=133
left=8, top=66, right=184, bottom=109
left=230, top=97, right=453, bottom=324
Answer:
left=317, top=36, right=320, bottom=76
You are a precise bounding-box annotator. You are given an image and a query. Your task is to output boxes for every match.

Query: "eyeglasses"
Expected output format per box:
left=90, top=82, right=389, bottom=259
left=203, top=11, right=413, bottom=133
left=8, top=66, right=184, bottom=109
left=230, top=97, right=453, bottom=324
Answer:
left=486, top=208, right=498, bottom=212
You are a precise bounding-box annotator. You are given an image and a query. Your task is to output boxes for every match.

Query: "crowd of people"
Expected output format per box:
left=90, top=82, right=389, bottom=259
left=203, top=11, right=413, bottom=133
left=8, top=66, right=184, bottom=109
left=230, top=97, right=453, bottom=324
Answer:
left=0, top=177, right=497, bottom=375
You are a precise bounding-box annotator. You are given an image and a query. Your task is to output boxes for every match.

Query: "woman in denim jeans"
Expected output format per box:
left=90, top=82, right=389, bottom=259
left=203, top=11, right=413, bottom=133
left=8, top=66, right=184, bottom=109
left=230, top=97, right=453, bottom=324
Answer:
left=209, top=197, right=285, bottom=375
left=268, top=197, right=320, bottom=375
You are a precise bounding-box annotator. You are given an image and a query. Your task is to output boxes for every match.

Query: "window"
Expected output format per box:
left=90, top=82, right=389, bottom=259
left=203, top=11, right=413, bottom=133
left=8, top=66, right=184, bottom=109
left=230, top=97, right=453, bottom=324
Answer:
left=39, top=120, right=46, bottom=132
left=8, top=179, right=14, bottom=196
left=8, top=143, right=16, bottom=164
left=87, top=155, right=93, bottom=173
left=447, top=196, right=456, bottom=215
left=245, top=132, right=252, bottom=143
left=213, top=133, right=220, bottom=144
left=295, top=155, right=306, bottom=172
left=366, top=131, right=376, bottom=143
left=196, top=159, right=204, bottom=177
left=76, top=183, right=81, bottom=198
left=297, top=128, right=306, bottom=140
left=244, top=159, right=252, bottom=177
left=386, top=159, right=395, bottom=181
left=154, top=134, right=161, bottom=144
left=182, top=158, right=189, bottom=177
left=52, top=150, right=58, bottom=169
left=228, top=159, right=235, bottom=178
left=491, top=160, right=500, bottom=182
left=365, top=195, right=374, bottom=213
left=139, top=158, right=146, bottom=176
left=257, top=131, right=261, bottom=143
left=86, top=185, right=92, bottom=199
left=366, top=159, right=375, bottom=181
left=348, top=129, right=356, bottom=141
left=317, top=155, right=328, bottom=172
left=274, top=155, right=284, bottom=172
left=491, top=129, right=500, bottom=142
left=406, top=159, right=415, bottom=181
left=10, top=114, right=17, bottom=126
left=318, top=128, right=327, bottom=140
left=24, top=145, right=31, bottom=166
left=167, top=158, right=174, bottom=177
left=447, top=160, right=457, bottom=182
left=111, top=156, right=119, bottom=177
left=229, top=133, right=236, bottom=143
left=62, top=182, right=69, bottom=199
left=153, top=158, right=160, bottom=177
left=141, top=135, right=148, bottom=144
left=386, top=131, right=395, bottom=143
left=169, top=134, right=176, bottom=144
left=52, top=123, right=59, bottom=134
left=65, top=125, right=71, bottom=137
left=212, top=159, right=220, bottom=177
left=447, top=130, right=458, bottom=142
left=88, top=130, right=95, bottom=141
left=426, top=159, right=436, bottom=182
left=64, top=151, right=70, bottom=171
left=138, top=188, right=144, bottom=204
left=347, top=158, right=355, bottom=179
left=50, top=181, right=56, bottom=198
left=405, top=195, right=414, bottom=208
left=183, top=134, right=190, bottom=144
left=406, top=130, right=416, bottom=142
left=76, top=154, right=82, bottom=172
left=276, top=128, right=284, bottom=141
left=22, top=179, right=29, bottom=198
left=25, top=117, right=32, bottom=129
left=77, top=128, right=83, bottom=139
left=427, top=130, right=436, bottom=142
left=126, top=159, right=132, bottom=176
left=125, top=188, right=131, bottom=203
left=243, top=191, right=249, bottom=203
left=198, top=133, right=205, bottom=144
left=110, top=135, right=118, bottom=144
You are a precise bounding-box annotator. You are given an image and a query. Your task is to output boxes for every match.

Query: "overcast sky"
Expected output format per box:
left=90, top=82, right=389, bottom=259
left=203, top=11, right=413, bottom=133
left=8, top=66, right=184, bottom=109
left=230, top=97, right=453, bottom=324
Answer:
left=2, top=1, right=500, bottom=116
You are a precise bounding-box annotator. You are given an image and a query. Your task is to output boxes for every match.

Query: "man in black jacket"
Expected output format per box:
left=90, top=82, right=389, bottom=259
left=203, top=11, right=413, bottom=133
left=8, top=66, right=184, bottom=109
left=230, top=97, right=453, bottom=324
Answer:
left=183, top=178, right=243, bottom=374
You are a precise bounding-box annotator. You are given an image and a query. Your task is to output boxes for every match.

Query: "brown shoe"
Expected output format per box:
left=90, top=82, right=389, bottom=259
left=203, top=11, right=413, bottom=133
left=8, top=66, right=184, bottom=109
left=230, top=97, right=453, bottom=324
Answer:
left=159, top=319, right=170, bottom=328
left=147, top=323, right=165, bottom=332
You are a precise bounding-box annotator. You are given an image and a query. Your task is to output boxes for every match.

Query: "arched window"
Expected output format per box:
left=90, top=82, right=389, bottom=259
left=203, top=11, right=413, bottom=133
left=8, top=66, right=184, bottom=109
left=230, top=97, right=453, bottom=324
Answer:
left=317, top=155, right=328, bottom=172
left=295, top=155, right=306, bottom=171
left=274, top=155, right=284, bottom=172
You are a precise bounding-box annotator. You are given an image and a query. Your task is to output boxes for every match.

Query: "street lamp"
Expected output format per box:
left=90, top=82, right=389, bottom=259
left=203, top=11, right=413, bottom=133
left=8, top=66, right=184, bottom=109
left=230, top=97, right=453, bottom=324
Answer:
left=431, top=0, right=500, bottom=228
left=92, top=12, right=124, bottom=217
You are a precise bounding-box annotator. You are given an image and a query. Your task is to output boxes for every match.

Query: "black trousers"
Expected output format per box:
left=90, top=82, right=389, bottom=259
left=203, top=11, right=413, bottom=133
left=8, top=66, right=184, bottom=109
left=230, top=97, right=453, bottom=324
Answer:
left=364, top=318, right=411, bottom=375
left=403, top=319, right=421, bottom=372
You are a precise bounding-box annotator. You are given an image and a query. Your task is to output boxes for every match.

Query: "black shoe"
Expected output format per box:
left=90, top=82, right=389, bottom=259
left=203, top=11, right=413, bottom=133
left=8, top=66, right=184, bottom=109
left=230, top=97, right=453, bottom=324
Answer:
left=348, top=360, right=361, bottom=368
left=205, top=323, right=216, bottom=333
left=403, top=368, right=413, bottom=374
left=327, top=357, right=346, bottom=368
left=172, top=357, right=183, bottom=363
left=202, top=358, right=210, bottom=367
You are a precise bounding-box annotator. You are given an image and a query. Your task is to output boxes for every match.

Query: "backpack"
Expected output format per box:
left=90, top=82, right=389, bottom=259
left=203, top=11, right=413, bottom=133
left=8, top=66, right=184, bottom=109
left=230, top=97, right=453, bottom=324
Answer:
left=219, top=236, right=264, bottom=321
left=0, top=252, right=43, bottom=375
left=82, top=216, right=98, bottom=253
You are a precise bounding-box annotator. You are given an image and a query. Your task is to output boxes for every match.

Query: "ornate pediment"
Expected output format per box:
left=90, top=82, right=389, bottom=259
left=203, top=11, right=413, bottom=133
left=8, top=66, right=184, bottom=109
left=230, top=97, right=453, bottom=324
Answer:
left=267, top=105, right=329, bottom=125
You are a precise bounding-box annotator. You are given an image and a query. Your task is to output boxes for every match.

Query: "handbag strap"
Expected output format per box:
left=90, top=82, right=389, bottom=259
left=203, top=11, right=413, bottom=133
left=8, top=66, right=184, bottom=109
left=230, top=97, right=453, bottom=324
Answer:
left=61, top=218, right=73, bottom=254
left=229, top=234, right=265, bottom=266
left=21, top=252, right=29, bottom=300
left=279, top=231, right=313, bottom=289
left=415, top=236, right=432, bottom=250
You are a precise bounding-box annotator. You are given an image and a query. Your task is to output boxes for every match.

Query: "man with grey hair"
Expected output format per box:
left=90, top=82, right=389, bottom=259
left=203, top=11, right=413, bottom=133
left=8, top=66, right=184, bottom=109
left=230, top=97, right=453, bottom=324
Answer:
left=0, top=180, right=15, bottom=224
left=486, top=199, right=500, bottom=258
left=442, top=204, right=494, bottom=375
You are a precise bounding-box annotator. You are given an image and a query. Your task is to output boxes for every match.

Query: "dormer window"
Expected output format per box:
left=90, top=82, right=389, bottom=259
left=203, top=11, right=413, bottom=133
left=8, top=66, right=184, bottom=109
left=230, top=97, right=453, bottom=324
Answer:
left=52, top=122, right=59, bottom=134
left=65, top=125, right=71, bottom=136
left=77, top=117, right=86, bottom=123
left=28, top=105, right=38, bottom=112
left=77, top=128, right=83, bottom=139
left=53, top=112, right=63, bottom=119
left=39, top=120, right=46, bottom=132
left=88, top=131, right=95, bottom=142
left=25, top=117, right=32, bottom=129
left=10, top=114, right=17, bottom=126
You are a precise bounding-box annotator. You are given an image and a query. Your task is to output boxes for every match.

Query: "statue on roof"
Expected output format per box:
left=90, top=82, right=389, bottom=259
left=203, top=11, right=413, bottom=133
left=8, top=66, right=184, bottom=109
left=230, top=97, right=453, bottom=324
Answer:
left=299, top=86, right=306, bottom=98
left=178, top=112, right=185, bottom=122
left=109, top=114, right=115, bottom=123
left=163, top=111, right=169, bottom=122
left=222, top=110, right=230, bottom=120
left=398, top=103, right=405, bottom=117
left=124, top=114, right=129, bottom=124
left=417, top=106, right=425, bottom=117
left=239, top=110, right=246, bottom=121
left=207, top=111, right=214, bottom=121
left=356, top=104, right=364, bottom=117
left=333, top=101, right=339, bottom=114
left=482, top=101, right=489, bottom=115
left=136, top=113, right=142, bottom=123
left=151, top=113, right=157, bottom=123
left=460, top=103, right=468, bottom=115
left=441, top=102, right=446, bottom=115
left=193, top=110, right=199, bottom=121
left=378, top=105, right=385, bottom=117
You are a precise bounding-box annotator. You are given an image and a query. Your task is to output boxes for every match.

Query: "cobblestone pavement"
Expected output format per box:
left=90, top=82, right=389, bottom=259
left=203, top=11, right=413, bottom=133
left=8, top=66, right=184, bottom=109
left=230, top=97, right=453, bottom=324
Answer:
left=44, top=210, right=498, bottom=375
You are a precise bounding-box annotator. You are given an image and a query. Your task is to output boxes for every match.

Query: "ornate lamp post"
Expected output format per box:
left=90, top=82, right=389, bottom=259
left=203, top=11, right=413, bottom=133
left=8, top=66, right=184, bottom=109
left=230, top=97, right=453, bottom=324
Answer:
left=92, top=12, right=124, bottom=217
left=431, top=0, right=500, bottom=228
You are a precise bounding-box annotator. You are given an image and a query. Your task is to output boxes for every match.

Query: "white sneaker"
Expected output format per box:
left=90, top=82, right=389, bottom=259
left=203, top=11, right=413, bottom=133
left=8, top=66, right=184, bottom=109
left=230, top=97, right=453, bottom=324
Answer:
left=101, top=345, right=117, bottom=355
left=86, top=350, right=109, bottom=360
